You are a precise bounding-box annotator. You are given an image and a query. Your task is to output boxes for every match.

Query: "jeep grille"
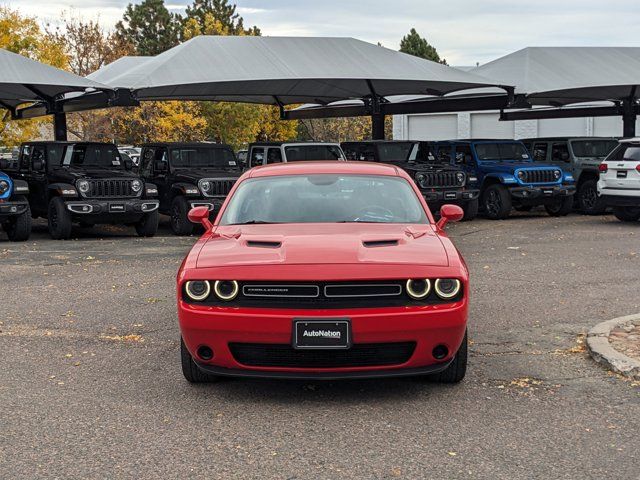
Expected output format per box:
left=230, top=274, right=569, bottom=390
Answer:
left=418, top=171, right=464, bottom=188
left=202, top=178, right=237, bottom=198
left=519, top=169, right=558, bottom=184
left=86, top=179, right=136, bottom=198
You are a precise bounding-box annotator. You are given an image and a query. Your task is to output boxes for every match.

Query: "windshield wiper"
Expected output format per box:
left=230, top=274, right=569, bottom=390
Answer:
left=228, top=220, right=280, bottom=225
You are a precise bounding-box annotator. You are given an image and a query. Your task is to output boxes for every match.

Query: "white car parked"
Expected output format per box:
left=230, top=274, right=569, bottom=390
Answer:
left=597, top=138, right=640, bottom=221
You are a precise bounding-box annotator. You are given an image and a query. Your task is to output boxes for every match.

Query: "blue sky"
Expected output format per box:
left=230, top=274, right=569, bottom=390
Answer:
left=12, top=0, right=640, bottom=64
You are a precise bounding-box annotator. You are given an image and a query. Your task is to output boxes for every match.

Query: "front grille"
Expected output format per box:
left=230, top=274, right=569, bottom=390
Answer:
left=204, top=178, right=237, bottom=197
left=229, top=342, right=416, bottom=368
left=418, top=171, right=464, bottom=188
left=86, top=179, right=135, bottom=198
left=519, top=169, right=558, bottom=184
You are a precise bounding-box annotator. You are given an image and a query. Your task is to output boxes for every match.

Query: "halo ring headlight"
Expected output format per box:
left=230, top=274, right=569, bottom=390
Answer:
left=434, top=278, right=461, bottom=299
left=406, top=278, right=431, bottom=299
left=131, top=179, right=142, bottom=192
left=0, top=180, right=9, bottom=194
left=185, top=280, right=211, bottom=301
left=77, top=179, right=90, bottom=194
left=213, top=280, right=239, bottom=301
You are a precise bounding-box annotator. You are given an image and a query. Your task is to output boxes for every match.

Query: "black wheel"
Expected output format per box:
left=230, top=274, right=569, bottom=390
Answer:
left=545, top=196, right=573, bottom=217
left=428, top=330, right=468, bottom=383
left=578, top=179, right=606, bottom=215
left=461, top=198, right=478, bottom=221
left=48, top=197, right=73, bottom=240
left=135, top=209, right=159, bottom=237
left=482, top=184, right=512, bottom=220
left=514, top=205, right=533, bottom=212
left=3, top=197, right=31, bottom=241
left=612, top=206, right=640, bottom=222
left=180, top=337, right=221, bottom=383
left=170, top=196, right=194, bottom=236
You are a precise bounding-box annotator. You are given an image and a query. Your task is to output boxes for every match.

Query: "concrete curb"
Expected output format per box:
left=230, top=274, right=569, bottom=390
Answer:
left=586, top=313, right=640, bottom=379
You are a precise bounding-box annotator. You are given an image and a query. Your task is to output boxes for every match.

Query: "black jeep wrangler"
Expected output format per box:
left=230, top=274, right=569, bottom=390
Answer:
left=138, top=143, right=241, bottom=235
left=9, top=142, right=159, bottom=239
left=341, top=140, right=480, bottom=220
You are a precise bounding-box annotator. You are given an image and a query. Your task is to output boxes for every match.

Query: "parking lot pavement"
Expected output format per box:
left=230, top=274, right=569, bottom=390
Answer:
left=1, top=213, right=639, bottom=479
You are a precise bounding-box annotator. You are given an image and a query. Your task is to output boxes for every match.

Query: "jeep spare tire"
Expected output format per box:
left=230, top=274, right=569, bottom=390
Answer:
left=170, top=196, right=194, bottom=236
left=48, top=197, right=73, bottom=240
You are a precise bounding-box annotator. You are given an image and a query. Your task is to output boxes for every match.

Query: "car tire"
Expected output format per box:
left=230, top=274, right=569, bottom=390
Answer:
left=482, top=184, right=512, bottom=220
left=171, top=196, right=194, bottom=236
left=48, top=197, right=73, bottom=240
left=545, top=196, right=573, bottom=217
left=429, top=330, right=468, bottom=384
left=577, top=179, right=606, bottom=215
left=135, top=209, right=159, bottom=237
left=612, top=206, right=640, bottom=222
left=3, top=197, right=31, bottom=241
left=461, top=198, right=478, bottom=221
left=180, top=337, right=222, bottom=383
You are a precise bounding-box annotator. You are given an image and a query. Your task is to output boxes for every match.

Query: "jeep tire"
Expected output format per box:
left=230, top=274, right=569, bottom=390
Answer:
left=461, top=198, right=478, bottom=221
left=612, top=206, right=640, bottom=222
left=427, top=330, right=468, bottom=384
left=181, top=337, right=222, bottom=383
left=135, top=209, right=159, bottom=237
left=545, top=196, right=573, bottom=217
left=482, top=184, right=512, bottom=220
left=2, top=196, right=31, bottom=241
left=170, top=196, right=194, bottom=236
left=578, top=179, right=606, bottom=215
left=48, top=197, right=73, bottom=240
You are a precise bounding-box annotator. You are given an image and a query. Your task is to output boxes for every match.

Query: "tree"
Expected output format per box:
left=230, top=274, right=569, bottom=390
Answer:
left=298, top=116, right=392, bottom=143
left=184, top=0, right=260, bottom=36
left=0, top=7, right=68, bottom=146
left=399, top=28, right=447, bottom=65
left=115, top=0, right=181, bottom=56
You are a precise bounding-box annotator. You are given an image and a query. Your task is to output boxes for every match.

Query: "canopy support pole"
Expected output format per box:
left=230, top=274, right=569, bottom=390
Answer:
left=623, top=88, right=637, bottom=138
left=53, top=113, right=68, bottom=141
left=371, top=113, right=385, bottom=140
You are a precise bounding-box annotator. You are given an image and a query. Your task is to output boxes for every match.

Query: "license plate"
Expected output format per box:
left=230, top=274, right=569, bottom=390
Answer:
left=109, top=203, right=125, bottom=212
left=543, top=190, right=553, bottom=195
left=293, top=319, right=351, bottom=349
left=617, top=170, right=627, bottom=178
left=444, top=192, right=456, bottom=199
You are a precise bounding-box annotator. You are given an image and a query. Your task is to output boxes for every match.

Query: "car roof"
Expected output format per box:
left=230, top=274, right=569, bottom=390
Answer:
left=247, top=161, right=403, bottom=179
left=341, top=140, right=420, bottom=144
left=250, top=142, right=341, bottom=147
left=140, top=142, right=232, bottom=148
left=22, top=141, right=116, bottom=146
left=520, top=137, right=617, bottom=142
left=436, top=139, right=524, bottom=144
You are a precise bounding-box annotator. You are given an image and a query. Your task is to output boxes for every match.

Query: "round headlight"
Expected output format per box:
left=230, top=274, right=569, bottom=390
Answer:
left=415, top=173, right=427, bottom=189
left=434, top=278, right=461, bottom=299
left=517, top=170, right=526, bottom=180
left=185, top=280, right=211, bottom=301
left=406, top=278, right=431, bottom=299
left=0, top=180, right=9, bottom=194
left=200, top=180, right=211, bottom=192
left=213, top=280, right=239, bottom=301
left=554, top=170, right=561, bottom=179
left=131, top=179, right=142, bottom=192
left=456, top=172, right=465, bottom=184
left=77, top=179, right=90, bottom=194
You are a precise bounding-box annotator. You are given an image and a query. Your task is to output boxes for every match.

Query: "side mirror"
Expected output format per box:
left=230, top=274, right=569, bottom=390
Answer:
left=187, top=206, right=212, bottom=230
left=436, top=204, right=464, bottom=229
left=0, top=158, right=8, bottom=169
left=154, top=161, right=167, bottom=172
left=124, top=158, right=133, bottom=170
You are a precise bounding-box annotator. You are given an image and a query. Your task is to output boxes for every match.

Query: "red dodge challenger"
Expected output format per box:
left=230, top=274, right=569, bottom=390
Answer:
left=177, top=161, right=469, bottom=383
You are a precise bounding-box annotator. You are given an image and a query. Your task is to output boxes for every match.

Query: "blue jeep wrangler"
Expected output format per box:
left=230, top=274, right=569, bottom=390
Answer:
left=433, top=140, right=576, bottom=219
left=0, top=161, right=31, bottom=241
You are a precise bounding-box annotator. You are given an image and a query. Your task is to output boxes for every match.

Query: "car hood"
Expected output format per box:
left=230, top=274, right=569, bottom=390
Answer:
left=196, top=223, right=448, bottom=268
left=173, top=168, right=241, bottom=183
left=51, top=167, right=140, bottom=180
left=478, top=161, right=557, bottom=173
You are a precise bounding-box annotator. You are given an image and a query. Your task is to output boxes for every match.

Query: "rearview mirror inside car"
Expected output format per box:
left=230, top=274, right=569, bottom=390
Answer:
left=187, top=206, right=212, bottom=230
left=436, top=204, right=464, bottom=229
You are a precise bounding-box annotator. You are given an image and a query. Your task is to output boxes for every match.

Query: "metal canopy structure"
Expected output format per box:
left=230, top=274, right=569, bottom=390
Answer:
left=14, top=36, right=508, bottom=140
left=0, top=48, right=110, bottom=139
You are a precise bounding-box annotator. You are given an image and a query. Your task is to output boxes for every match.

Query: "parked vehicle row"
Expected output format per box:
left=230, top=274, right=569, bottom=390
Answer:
left=0, top=136, right=636, bottom=242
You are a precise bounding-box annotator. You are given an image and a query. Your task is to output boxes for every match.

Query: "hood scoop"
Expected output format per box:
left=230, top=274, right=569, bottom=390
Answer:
left=362, top=239, right=399, bottom=248
left=246, top=240, right=282, bottom=249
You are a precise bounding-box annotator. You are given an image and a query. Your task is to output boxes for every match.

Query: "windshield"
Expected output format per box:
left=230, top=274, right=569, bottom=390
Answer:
left=284, top=145, right=344, bottom=161
left=61, top=144, right=122, bottom=168
left=571, top=140, right=617, bottom=158
left=170, top=147, right=237, bottom=168
left=474, top=142, right=530, bottom=161
left=377, top=142, right=416, bottom=162
left=220, top=174, right=427, bottom=225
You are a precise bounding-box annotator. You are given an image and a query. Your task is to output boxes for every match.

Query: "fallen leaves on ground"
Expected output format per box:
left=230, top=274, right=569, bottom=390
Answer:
left=100, top=333, right=144, bottom=343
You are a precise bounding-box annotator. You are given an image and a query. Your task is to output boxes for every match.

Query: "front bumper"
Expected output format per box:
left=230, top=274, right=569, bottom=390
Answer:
left=0, top=197, right=29, bottom=218
left=64, top=198, right=159, bottom=215
left=509, top=184, right=575, bottom=201
left=422, top=188, right=480, bottom=203
left=179, top=300, right=468, bottom=379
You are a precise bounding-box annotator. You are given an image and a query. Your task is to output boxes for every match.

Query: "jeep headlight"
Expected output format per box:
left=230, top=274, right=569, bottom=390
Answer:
left=553, top=170, right=561, bottom=180
left=517, top=171, right=526, bottom=181
left=415, top=173, right=427, bottom=189
left=200, top=180, right=211, bottom=193
left=77, top=179, right=90, bottom=194
left=185, top=280, right=211, bottom=301
left=0, top=179, right=9, bottom=194
left=131, top=179, right=142, bottom=193
left=456, top=172, right=465, bottom=184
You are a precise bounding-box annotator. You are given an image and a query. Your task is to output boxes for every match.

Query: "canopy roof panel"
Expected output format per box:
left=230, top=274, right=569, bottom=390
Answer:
left=0, top=48, right=108, bottom=109
left=472, top=47, right=640, bottom=106
left=103, top=36, right=506, bottom=105
left=87, top=56, right=152, bottom=87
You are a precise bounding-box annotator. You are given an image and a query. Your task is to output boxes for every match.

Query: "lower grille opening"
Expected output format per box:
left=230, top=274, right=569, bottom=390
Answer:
left=229, top=342, right=416, bottom=368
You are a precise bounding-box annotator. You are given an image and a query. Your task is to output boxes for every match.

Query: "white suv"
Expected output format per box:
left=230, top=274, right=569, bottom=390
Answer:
left=597, top=138, right=640, bottom=221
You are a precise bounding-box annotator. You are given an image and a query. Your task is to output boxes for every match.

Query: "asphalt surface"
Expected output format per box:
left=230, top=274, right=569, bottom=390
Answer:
left=1, top=212, right=639, bottom=479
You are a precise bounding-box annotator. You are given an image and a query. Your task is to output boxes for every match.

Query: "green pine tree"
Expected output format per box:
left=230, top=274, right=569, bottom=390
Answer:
left=115, top=0, right=182, bottom=56
left=399, top=28, right=447, bottom=65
